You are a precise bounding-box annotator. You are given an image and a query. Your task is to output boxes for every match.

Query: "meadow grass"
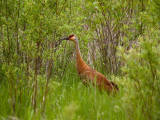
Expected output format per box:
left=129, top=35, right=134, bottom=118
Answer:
left=0, top=64, right=151, bottom=120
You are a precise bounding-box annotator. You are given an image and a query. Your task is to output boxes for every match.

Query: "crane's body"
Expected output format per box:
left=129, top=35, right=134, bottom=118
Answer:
left=60, top=35, right=118, bottom=93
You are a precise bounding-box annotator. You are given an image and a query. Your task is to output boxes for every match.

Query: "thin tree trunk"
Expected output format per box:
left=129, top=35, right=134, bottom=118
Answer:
left=34, top=39, right=41, bottom=112
left=5, top=0, right=11, bottom=63
left=42, top=30, right=56, bottom=113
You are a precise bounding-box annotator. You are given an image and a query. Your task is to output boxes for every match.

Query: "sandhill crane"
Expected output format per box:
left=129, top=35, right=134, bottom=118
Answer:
left=60, top=34, right=118, bottom=93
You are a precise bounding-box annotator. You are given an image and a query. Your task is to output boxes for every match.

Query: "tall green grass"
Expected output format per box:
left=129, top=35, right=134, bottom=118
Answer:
left=0, top=63, right=157, bottom=120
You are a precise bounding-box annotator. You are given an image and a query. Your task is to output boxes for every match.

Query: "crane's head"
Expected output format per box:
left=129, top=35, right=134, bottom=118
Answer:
left=59, top=34, right=78, bottom=43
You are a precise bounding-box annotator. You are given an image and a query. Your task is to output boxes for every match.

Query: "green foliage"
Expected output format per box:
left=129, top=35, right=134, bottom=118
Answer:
left=0, top=0, right=160, bottom=119
left=117, top=28, right=160, bottom=120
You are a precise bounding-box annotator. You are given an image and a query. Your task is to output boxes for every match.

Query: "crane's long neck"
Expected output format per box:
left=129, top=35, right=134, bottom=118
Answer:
left=75, top=42, right=87, bottom=71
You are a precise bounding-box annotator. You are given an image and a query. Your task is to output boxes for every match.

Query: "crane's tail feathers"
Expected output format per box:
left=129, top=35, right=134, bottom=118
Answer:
left=111, top=81, right=119, bottom=91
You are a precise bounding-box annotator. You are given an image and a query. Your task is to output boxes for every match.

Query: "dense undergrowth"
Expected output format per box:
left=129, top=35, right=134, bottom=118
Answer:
left=1, top=0, right=160, bottom=119
left=0, top=54, right=160, bottom=120
left=0, top=68, right=138, bottom=120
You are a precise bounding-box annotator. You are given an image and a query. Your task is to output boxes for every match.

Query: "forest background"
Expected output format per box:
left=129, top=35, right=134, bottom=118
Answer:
left=0, top=0, right=160, bottom=119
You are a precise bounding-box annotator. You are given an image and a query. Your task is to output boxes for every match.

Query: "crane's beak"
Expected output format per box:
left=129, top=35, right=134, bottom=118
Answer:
left=59, top=37, right=70, bottom=41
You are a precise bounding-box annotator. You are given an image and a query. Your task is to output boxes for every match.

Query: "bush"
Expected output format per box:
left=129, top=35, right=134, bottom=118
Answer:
left=118, top=28, right=160, bottom=120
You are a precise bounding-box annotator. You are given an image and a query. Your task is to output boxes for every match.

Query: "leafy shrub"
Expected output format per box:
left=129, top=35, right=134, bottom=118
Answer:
left=118, top=28, right=160, bottom=120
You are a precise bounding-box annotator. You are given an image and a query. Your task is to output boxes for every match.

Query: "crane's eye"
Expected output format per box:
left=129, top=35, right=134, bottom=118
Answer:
left=69, top=34, right=74, bottom=38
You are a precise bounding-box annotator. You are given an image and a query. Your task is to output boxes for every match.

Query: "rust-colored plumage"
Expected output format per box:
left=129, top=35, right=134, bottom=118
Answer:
left=60, top=34, right=118, bottom=93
